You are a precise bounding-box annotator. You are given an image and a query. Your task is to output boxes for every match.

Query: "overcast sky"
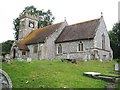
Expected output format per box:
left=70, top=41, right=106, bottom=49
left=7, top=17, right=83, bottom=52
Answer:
left=0, top=0, right=119, bottom=43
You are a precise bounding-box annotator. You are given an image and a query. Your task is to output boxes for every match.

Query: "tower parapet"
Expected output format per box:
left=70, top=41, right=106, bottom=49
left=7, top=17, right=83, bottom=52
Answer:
left=18, top=12, right=39, bottom=40
left=19, top=13, right=39, bottom=21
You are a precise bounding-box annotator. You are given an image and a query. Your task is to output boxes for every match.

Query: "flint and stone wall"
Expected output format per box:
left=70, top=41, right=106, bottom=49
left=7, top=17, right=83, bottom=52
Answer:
left=55, top=40, right=94, bottom=60
left=27, top=21, right=68, bottom=60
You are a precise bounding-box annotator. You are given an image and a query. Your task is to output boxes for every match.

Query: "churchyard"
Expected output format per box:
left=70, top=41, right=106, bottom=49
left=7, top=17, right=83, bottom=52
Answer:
left=1, top=60, right=120, bottom=88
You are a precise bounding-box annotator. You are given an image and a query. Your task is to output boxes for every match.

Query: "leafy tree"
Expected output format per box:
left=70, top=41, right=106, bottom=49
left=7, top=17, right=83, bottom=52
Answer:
left=13, top=5, right=55, bottom=40
left=1, top=40, right=14, bottom=56
left=109, top=22, right=120, bottom=59
left=13, top=18, right=20, bottom=40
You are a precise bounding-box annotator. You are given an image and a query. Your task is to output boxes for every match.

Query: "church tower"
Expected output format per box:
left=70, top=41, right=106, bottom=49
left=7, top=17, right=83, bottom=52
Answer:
left=18, top=13, right=39, bottom=40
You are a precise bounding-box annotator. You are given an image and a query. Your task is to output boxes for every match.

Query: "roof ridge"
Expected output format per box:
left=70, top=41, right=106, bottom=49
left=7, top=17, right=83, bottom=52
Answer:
left=38, top=22, right=63, bottom=29
left=69, top=18, right=100, bottom=26
left=56, top=18, right=101, bottom=43
left=23, top=22, right=63, bottom=41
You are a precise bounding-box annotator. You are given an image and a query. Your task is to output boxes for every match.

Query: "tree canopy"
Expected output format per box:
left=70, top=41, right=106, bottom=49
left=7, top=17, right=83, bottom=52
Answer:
left=109, top=22, right=120, bottom=59
left=1, top=40, right=14, bottom=56
left=13, top=5, right=55, bottom=40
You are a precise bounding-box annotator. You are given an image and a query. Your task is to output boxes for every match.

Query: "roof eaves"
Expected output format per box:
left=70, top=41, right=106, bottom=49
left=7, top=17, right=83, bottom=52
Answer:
left=55, top=38, right=94, bottom=43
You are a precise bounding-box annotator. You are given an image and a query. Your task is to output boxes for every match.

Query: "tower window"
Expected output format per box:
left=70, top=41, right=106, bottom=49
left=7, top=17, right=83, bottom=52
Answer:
left=57, top=44, right=62, bottom=54
left=78, top=41, right=83, bottom=51
left=102, top=34, right=105, bottom=49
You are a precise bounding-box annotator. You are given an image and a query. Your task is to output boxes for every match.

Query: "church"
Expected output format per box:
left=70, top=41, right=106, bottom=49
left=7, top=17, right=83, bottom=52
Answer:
left=10, top=13, right=113, bottom=61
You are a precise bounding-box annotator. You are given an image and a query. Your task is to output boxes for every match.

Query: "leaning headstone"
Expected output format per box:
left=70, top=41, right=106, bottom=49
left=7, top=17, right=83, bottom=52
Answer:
left=115, top=63, right=119, bottom=72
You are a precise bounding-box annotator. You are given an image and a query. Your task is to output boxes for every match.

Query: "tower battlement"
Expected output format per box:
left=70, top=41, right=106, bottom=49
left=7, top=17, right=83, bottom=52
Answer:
left=19, top=13, right=39, bottom=21
left=18, top=12, right=39, bottom=40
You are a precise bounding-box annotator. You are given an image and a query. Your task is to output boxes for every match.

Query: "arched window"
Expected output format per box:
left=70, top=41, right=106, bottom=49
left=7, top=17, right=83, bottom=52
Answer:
left=57, top=44, right=62, bottom=54
left=102, top=34, right=105, bottom=49
left=78, top=41, right=83, bottom=51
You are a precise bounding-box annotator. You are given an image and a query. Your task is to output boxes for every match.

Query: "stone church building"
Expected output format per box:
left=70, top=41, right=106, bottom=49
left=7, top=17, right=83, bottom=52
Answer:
left=11, top=13, right=113, bottom=61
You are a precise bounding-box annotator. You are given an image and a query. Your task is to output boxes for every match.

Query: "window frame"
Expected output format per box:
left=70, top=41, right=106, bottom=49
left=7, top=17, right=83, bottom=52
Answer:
left=57, top=44, right=62, bottom=54
left=77, top=41, right=83, bottom=52
left=102, top=34, right=105, bottom=49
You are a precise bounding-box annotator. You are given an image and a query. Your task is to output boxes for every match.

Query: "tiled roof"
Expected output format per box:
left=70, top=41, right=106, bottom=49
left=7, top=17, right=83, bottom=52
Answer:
left=18, top=22, right=63, bottom=50
left=55, top=18, right=100, bottom=43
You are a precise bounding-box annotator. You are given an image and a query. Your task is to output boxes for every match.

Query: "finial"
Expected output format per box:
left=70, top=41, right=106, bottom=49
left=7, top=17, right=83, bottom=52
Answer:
left=101, top=12, right=103, bottom=17
left=64, top=17, right=66, bottom=21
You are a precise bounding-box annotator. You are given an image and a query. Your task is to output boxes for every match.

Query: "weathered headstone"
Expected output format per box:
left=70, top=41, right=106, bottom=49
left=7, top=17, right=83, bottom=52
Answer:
left=0, top=69, right=12, bottom=89
left=115, top=63, right=119, bottom=72
left=27, top=57, right=32, bottom=62
left=100, top=59, right=103, bottom=62
left=17, top=58, right=23, bottom=61
left=5, top=54, right=11, bottom=64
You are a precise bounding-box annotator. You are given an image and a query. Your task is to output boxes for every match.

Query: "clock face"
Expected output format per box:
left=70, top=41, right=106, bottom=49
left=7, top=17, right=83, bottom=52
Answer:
left=30, top=23, right=34, bottom=28
left=29, top=21, right=34, bottom=28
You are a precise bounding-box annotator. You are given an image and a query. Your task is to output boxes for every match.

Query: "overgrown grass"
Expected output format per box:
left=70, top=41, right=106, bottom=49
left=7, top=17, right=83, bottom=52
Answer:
left=2, top=60, right=119, bottom=88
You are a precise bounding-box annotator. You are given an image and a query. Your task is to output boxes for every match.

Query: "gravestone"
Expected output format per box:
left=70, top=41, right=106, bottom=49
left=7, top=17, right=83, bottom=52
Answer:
left=27, top=57, right=32, bottom=62
left=17, top=58, right=24, bottom=61
left=0, top=69, right=12, bottom=89
left=114, top=63, right=119, bottom=72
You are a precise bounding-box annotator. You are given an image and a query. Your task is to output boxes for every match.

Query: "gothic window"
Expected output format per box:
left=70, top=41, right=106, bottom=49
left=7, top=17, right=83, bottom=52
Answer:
left=102, top=34, right=105, bottom=49
left=78, top=41, right=83, bottom=51
left=34, top=44, right=38, bottom=53
left=57, top=44, right=62, bottom=54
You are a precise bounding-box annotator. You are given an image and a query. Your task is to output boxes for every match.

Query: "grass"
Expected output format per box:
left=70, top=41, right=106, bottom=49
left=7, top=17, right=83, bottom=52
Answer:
left=2, top=60, right=119, bottom=88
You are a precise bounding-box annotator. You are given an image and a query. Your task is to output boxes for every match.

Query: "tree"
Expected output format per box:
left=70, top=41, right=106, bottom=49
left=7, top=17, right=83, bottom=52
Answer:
left=1, top=40, right=14, bottom=56
left=13, top=5, right=55, bottom=40
left=13, top=18, right=20, bottom=40
left=109, top=22, right=120, bottom=59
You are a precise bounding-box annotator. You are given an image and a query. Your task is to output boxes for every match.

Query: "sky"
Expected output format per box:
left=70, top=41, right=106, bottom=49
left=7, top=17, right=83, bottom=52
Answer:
left=0, top=0, right=119, bottom=43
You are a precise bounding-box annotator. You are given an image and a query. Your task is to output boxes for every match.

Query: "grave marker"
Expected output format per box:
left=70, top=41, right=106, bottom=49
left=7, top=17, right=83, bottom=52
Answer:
left=115, top=63, right=119, bottom=72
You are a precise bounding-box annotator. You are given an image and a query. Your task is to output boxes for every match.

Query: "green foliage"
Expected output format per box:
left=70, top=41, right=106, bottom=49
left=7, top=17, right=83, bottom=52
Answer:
left=13, top=18, right=20, bottom=40
left=13, top=5, right=55, bottom=40
left=109, top=22, right=120, bottom=59
left=2, top=60, right=117, bottom=88
left=1, top=40, right=14, bottom=56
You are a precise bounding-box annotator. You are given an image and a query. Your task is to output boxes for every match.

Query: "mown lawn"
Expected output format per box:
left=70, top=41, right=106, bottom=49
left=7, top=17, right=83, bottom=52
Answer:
left=2, top=60, right=119, bottom=88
